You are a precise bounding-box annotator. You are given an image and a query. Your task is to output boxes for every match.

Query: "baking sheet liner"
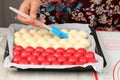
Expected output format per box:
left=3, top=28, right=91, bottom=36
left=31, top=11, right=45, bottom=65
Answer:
left=3, top=23, right=104, bottom=73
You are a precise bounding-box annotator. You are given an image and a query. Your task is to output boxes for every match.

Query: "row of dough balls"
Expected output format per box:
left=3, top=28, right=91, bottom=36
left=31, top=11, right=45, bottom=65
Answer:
left=14, top=28, right=91, bottom=49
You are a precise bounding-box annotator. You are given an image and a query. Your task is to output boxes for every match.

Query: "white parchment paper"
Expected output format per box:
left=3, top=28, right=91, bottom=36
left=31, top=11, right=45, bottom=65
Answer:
left=4, top=23, right=104, bottom=73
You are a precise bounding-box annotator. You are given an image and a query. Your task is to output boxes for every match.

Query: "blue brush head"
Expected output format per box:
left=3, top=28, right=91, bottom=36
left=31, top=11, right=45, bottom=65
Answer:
left=51, top=26, right=69, bottom=39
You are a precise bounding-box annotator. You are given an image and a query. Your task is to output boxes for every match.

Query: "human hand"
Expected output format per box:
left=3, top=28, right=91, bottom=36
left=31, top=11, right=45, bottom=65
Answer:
left=17, top=0, right=46, bottom=28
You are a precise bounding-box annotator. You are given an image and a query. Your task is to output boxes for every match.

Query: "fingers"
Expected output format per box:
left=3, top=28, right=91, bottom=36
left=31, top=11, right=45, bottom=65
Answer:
left=30, top=18, right=46, bottom=28
left=40, top=18, right=46, bottom=23
left=30, top=0, right=41, bottom=19
left=17, top=0, right=34, bottom=25
left=17, top=0, right=45, bottom=28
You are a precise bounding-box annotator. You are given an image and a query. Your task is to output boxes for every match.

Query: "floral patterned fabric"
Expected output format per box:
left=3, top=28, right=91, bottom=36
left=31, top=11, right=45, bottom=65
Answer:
left=37, top=0, right=120, bottom=31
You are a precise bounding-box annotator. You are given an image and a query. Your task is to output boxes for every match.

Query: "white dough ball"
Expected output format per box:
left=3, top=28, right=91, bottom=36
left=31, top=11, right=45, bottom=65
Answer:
left=48, top=38, right=58, bottom=44
left=67, top=35, right=74, bottom=40
left=29, top=29, right=38, bottom=34
left=38, top=29, right=49, bottom=35
left=68, top=29, right=78, bottom=36
left=30, top=43, right=40, bottom=48
left=14, top=32, right=22, bottom=38
left=33, top=33, right=43, bottom=39
left=59, top=39, right=68, bottom=44
left=74, top=35, right=84, bottom=41
left=79, top=39, right=91, bottom=48
left=53, top=43, right=64, bottom=49
left=19, top=42, right=29, bottom=48
left=53, top=36, right=61, bottom=40
left=68, top=39, right=78, bottom=44
left=78, top=30, right=88, bottom=38
left=41, top=42, right=52, bottom=48
left=14, top=38, right=24, bottom=45
left=61, top=29, right=69, bottom=33
left=19, top=28, right=29, bottom=34
left=43, top=34, right=53, bottom=39
left=37, top=38, right=46, bottom=43
left=22, top=33, right=33, bottom=39
left=75, top=43, right=86, bottom=49
left=65, top=44, right=75, bottom=49
left=25, top=38, right=37, bottom=43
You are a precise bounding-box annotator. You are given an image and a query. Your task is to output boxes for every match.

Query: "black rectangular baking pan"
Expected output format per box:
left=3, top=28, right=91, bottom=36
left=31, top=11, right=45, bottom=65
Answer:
left=3, top=27, right=107, bottom=71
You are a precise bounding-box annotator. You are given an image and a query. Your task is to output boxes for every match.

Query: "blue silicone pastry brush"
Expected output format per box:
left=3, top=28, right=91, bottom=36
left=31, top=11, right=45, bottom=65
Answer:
left=9, top=7, right=68, bottom=38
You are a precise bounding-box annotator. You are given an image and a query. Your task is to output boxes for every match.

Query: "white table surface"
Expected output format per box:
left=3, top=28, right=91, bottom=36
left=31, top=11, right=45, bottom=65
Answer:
left=0, top=28, right=120, bottom=80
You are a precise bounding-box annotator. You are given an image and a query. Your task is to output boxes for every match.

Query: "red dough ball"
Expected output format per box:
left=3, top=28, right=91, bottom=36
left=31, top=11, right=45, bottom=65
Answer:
left=35, top=47, right=45, bottom=53
left=13, top=49, right=21, bottom=56
left=29, top=59, right=40, bottom=65
left=68, top=56, right=78, bottom=63
left=13, top=45, right=24, bottom=51
left=56, top=48, right=65, bottom=53
left=21, top=50, right=31, bottom=58
left=32, top=51, right=40, bottom=56
left=63, top=52, right=72, bottom=58
left=53, top=52, right=62, bottom=58
left=77, top=48, right=86, bottom=54
left=58, top=56, right=67, bottom=63
left=37, top=55, right=46, bottom=62
left=84, top=51, right=94, bottom=59
left=12, top=56, right=22, bottom=63
left=63, top=61, right=73, bottom=65
left=47, top=55, right=57, bottom=62
left=88, top=58, right=97, bottom=63
left=41, top=51, right=50, bottom=56
left=66, top=48, right=76, bottom=54
left=73, top=51, right=83, bottom=58
left=25, top=46, right=35, bottom=52
left=46, top=47, right=55, bottom=53
left=19, top=59, right=29, bottom=64
left=27, top=55, right=36, bottom=62
left=52, top=61, right=61, bottom=65
left=79, top=56, right=87, bottom=65
left=41, top=60, right=51, bottom=65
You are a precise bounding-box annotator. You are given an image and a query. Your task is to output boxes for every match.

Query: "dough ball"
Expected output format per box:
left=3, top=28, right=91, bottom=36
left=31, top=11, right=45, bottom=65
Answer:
left=59, top=39, right=68, bottom=45
left=53, top=36, right=61, bottom=41
left=43, top=34, right=53, bottom=40
left=19, top=42, right=29, bottom=48
left=38, top=29, right=49, bottom=35
left=19, top=28, right=29, bottom=34
left=29, top=29, right=38, bottom=34
left=14, top=32, right=22, bottom=38
left=68, top=39, right=78, bottom=44
left=37, top=37, right=46, bottom=43
left=68, top=29, right=78, bottom=36
left=79, top=39, right=91, bottom=48
left=30, top=43, right=40, bottom=48
left=67, top=35, right=74, bottom=40
left=75, top=43, right=86, bottom=49
left=65, top=44, right=74, bottom=49
left=14, top=38, right=24, bottom=45
left=74, top=35, right=84, bottom=41
left=53, top=43, right=64, bottom=49
left=48, top=38, right=58, bottom=44
left=22, top=33, right=33, bottom=39
left=41, top=41, right=52, bottom=48
left=61, top=29, right=69, bottom=33
left=78, top=30, right=88, bottom=38
left=25, top=38, right=37, bottom=43
left=33, top=33, right=43, bottom=39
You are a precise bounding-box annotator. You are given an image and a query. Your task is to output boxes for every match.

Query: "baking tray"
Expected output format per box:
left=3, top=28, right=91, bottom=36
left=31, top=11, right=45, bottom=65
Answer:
left=3, top=26, right=107, bottom=71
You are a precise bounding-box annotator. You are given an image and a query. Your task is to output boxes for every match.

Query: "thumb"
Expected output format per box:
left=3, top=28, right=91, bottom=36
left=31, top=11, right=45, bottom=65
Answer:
left=30, top=1, right=41, bottom=19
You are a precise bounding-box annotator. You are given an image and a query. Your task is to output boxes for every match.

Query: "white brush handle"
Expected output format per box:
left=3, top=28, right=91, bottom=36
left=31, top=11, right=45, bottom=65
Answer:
left=9, top=7, right=50, bottom=30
